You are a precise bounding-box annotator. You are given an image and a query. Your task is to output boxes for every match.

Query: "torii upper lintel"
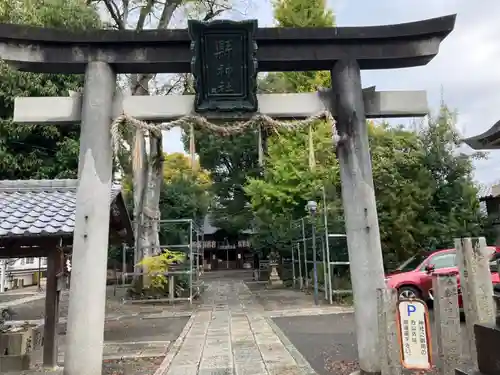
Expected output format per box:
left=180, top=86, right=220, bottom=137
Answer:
left=0, top=14, right=456, bottom=74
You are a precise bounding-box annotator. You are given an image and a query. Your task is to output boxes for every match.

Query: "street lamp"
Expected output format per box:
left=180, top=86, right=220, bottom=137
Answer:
left=306, top=200, right=319, bottom=306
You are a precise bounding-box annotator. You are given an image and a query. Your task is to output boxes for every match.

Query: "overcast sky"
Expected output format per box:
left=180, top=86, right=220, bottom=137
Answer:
left=162, top=0, right=500, bottom=186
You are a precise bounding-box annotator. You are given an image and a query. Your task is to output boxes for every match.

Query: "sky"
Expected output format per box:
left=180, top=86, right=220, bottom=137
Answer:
left=162, top=0, right=500, bottom=187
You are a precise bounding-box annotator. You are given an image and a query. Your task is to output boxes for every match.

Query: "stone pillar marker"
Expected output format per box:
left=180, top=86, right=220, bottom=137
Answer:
left=432, top=273, right=461, bottom=375
left=64, top=61, right=116, bottom=375
left=376, top=288, right=401, bottom=375
left=455, top=237, right=495, bottom=370
left=268, top=251, right=283, bottom=288
left=330, top=59, right=387, bottom=374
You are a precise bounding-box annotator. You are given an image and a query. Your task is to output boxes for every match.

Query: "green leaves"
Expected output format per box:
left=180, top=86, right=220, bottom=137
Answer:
left=246, top=106, right=487, bottom=267
left=158, top=153, right=213, bottom=245
left=0, top=0, right=101, bottom=180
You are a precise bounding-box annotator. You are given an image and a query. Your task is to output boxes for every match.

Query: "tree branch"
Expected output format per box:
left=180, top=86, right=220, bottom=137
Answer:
left=136, top=0, right=155, bottom=31
left=102, top=0, right=125, bottom=29
left=158, top=0, right=182, bottom=29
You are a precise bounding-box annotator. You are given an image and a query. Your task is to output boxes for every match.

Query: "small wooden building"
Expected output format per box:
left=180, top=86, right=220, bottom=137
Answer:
left=201, top=215, right=254, bottom=270
left=480, top=183, right=500, bottom=246
left=0, top=179, right=134, bottom=367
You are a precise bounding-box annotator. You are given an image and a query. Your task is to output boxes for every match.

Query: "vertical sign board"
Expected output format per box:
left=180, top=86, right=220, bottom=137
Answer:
left=188, top=19, right=258, bottom=113
left=396, top=299, right=432, bottom=370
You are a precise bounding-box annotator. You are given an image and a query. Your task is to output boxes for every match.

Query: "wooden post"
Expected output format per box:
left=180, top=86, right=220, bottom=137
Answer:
left=376, top=288, right=401, bottom=375
left=43, top=248, right=62, bottom=368
left=331, top=59, right=386, bottom=374
left=455, top=237, right=495, bottom=369
left=432, top=272, right=461, bottom=375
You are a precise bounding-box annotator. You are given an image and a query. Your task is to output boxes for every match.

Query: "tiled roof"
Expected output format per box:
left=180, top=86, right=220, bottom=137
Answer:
left=0, top=179, right=121, bottom=238
left=202, top=214, right=219, bottom=235
left=201, top=214, right=255, bottom=235
left=479, top=183, right=500, bottom=200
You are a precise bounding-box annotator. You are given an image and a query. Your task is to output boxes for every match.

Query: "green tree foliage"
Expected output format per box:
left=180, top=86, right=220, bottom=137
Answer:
left=185, top=131, right=260, bottom=234
left=122, top=152, right=213, bottom=247
left=244, top=0, right=336, bottom=255
left=262, top=0, right=333, bottom=92
left=160, top=153, right=212, bottom=246
left=246, top=105, right=487, bottom=267
left=414, top=106, right=486, bottom=250
left=185, top=0, right=336, bottom=235
left=0, top=0, right=101, bottom=179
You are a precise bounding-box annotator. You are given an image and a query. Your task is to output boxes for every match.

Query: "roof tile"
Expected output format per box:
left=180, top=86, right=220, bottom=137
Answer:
left=0, top=179, right=121, bottom=238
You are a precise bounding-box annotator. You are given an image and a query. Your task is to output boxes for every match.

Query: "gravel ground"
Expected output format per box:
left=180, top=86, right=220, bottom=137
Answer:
left=245, top=282, right=330, bottom=310
left=101, top=356, right=165, bottom=375
left=6, top=357, right=165, bottom=375
left=10, top=286, right=194, bottom=321
left=273, top=312, right=474, bottom=375
left=0, top=294, right=34, bottom=303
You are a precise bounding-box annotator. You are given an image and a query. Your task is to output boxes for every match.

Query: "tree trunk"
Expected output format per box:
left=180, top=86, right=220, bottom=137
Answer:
left=130, top=70, right=165, bottom=289
left=126, top=0, right=228, bottom=291
left=143, top=135, right=163, bottom=258
left=132, top=128, right=147, bottom=276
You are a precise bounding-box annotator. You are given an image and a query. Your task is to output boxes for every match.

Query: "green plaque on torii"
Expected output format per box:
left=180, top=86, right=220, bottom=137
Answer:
left=188, top=19, right=258, bottom=113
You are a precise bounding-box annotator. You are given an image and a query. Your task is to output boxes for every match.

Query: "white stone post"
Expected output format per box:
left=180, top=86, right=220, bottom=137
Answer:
left=455, top=237, right=495, bottom=370
left=0, top=260, right=5, bottom=293
left=432, top=272, right=461, bottom=375
left=331, top=59, right=386, bottom=374
left=376, top=288, right=401, bottom=375
left=64, top=61, right=116, bottom=375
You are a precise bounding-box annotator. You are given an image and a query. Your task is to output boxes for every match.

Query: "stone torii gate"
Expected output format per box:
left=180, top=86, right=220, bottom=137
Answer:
left=0, top=14, right=455, bottom=375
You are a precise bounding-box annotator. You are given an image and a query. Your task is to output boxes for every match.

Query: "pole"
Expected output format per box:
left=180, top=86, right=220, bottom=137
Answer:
left=296, top=243, right=302, bottom=289
left=195, top=232, right=200, bottom=294
left=189, top=220, right=193, bottom=304
left=321, top=238, right=327, bottom=300
left=122, top=244, right=126, bottom=286
left=291, top=242, right=296, bottom=287
left=301, top=218, right=308, bottom=287
left=330, top=59, right=386, bottom=374
left=322, top=186, right=333, bottom=304
left=312, top=217, right=319, bottom=306
left=0, top=260, right=5, bottom=293
left=43, top=249, right=61, bottom=368
left=64, top=61, right=116, bottom=375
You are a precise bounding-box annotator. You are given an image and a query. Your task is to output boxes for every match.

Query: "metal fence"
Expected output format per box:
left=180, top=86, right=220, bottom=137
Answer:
left=288, top=195, right=352, bottom=304
left=121, top=218, right=204, bottom=305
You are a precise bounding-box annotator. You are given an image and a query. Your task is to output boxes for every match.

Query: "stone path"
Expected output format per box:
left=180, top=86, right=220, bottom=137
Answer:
left=160, top=280, right=318, bottom=375
left=0, top=291, right=45, bottom=309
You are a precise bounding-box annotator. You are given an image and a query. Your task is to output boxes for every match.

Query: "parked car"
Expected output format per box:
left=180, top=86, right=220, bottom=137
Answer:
left=385, top=247, right=500, bottom=307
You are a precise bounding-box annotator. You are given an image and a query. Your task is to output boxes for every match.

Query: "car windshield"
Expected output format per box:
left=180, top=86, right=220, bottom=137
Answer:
left=395, top=253, right=428, bottom=272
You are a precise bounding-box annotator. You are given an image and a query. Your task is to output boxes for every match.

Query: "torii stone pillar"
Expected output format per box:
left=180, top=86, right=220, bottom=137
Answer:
left=330, top=59, right=386, bottom=374
left=64, top=62, right=116, bottom=375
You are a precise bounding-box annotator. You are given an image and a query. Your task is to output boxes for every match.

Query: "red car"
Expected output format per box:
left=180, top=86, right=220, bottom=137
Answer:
left=385, top=247, right=500, bottom=306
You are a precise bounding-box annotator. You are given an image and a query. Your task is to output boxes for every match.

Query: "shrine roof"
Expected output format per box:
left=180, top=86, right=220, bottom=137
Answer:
left=463, top=119, right=500, bottom=151
left=0, top=179, right=132, bottom=244
left=202, top=215, right=219, bottom=236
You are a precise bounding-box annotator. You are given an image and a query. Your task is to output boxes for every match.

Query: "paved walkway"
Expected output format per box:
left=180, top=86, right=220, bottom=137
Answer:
left=159, top=280, right=318, bottom=375
left=0, top=289, right=45, bottom=309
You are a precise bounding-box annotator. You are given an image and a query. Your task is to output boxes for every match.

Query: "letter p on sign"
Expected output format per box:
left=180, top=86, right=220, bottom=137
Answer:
left=407, top=304, right=416, bottom=316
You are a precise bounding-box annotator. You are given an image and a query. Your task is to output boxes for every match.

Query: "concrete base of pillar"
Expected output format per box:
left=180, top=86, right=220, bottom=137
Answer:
left=0, top=354, right=31, bottom=372
left=0, top=324, right=44, bottom=372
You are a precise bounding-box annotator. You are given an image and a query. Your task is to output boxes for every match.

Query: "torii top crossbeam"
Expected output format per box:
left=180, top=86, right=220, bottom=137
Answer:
left=0, top=15, right=456, bottom=74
